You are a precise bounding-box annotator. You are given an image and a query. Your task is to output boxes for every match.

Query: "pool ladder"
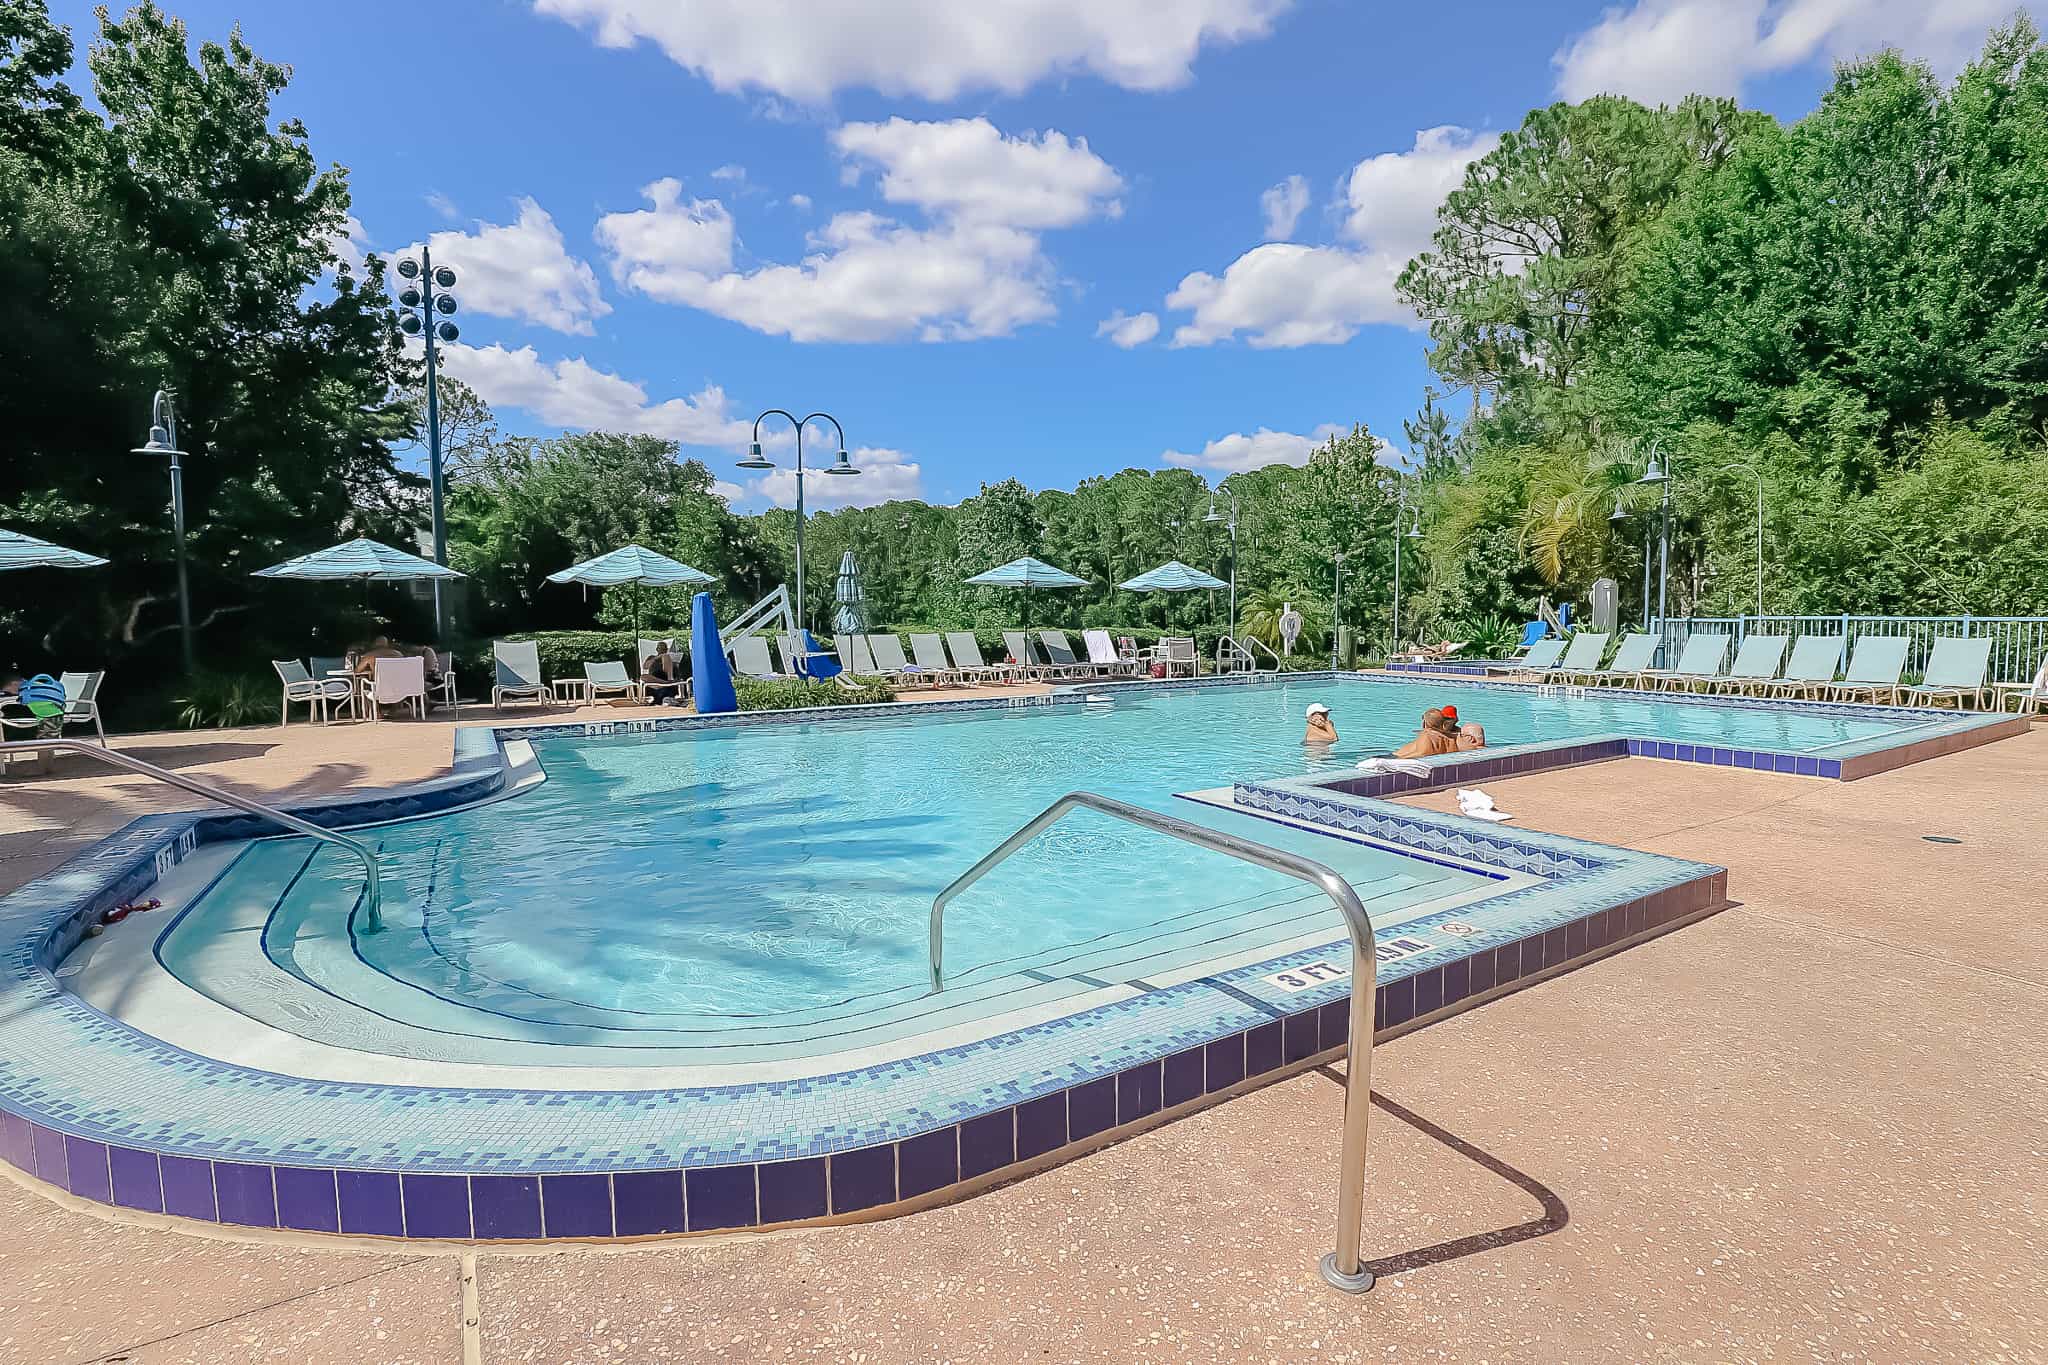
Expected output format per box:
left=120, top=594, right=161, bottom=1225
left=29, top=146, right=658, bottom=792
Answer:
left=1, top=739, right=384, bottom=931
left=929, top=791, right=1381, bottom=1293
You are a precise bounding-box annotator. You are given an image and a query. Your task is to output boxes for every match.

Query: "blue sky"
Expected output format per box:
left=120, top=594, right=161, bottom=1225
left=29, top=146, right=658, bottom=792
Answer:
left=51, top=0, right=2017, bottom=508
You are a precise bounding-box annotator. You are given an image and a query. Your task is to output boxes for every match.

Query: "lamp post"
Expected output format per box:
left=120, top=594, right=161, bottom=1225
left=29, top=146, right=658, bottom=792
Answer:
left=132, top=389, right=194, bottom=674
left=394, top=246, right=461, bottom=637
left=739, top=410, right=856, bottom=629
left=1203, top=484, right=1240, bottom=646
left=1331, top=551, right=1345, bottom=671
left=1717, top=463, right=1766, bottom=618
left=1635, top=441, right=1672, bottom=635
left=1390, top=484, right=1422, bottom=650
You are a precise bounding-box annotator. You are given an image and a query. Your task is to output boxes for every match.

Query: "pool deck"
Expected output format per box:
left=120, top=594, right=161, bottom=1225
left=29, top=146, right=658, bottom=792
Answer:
left=0, top=709, right=2043, bottom=1361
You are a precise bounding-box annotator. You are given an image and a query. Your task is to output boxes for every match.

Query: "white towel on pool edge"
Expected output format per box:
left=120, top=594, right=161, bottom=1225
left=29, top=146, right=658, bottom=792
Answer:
left=1356, top=757, right=1432, bottom=777
left=1456, top=788, right=1513, bottom=822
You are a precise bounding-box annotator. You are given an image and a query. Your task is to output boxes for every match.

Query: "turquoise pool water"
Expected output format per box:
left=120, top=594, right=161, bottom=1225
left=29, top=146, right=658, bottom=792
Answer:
left=155, top=678, right=1912, bottom=1047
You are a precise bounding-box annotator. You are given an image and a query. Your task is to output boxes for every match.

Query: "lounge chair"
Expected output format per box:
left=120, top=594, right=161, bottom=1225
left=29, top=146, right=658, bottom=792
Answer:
left=1826, top=636, right=1911, bottom=705
left=1083, top=629, right=1140, bottom=677
left=1994, top=653, right=2048, bottom=715
left=1036, top=630, right=1102, bottom=680
left=1002, top=631, right=1054, bottom=681
left=491, top=641, right=556, bottom=708
left=1570, top=632, right=1657, bottom=686
left=908, top=633, right=965, bottom=685
left=369, top=656, right=426, bottom=721
left=1900, top=637, right=1994, bottom=710
left=728, top=636, right=786, bottom=681
left=1529, top=631, right=1609, bottom=684
left=944, top=631, right=1021, bottom=685
left=584, top=659, right=643, bottom=701
left=1144, top=635, right=1198, bottom=678
left=1761, top=636, right=1846, bottom=699
left=778, top=633, right=833, bottom=679
left=54, top=671, right=108, bottom=743
left=1639, top=634, right=1732, bottom=692
left=1488, top=637, right=1565, bottom=678
left=273, top=659, right=353, bottom=725
left=1707, top=635, right=1790, bottom=694
left=838, top=633, right=880, bottom=676
left=868, top=634, right=942, bottom=688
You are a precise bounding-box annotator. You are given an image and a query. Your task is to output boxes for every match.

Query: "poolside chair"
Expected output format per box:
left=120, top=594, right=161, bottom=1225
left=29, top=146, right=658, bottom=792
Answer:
left=491, top=640, right=556, bottom=709
left=1708, top=634, right=1790, bottom=695
left=908, top=633, right=965, bottom=685
left=943, top=631, right=1021, bottom=685
left=1826, top=636, right=1911, bottom=705
left=1153, top=636, right=1199, bottom=679
left=837, top=633, right=880, bottom=677
left=369, top=656, right=426, bottom=721
left=1038, top=630, right=1105, bottom=680
left=51, top=671, right=107, bottom=743
left=1082, top=629, right=1140, bottom=677
left=1571, top=632, right=1657, bottom=686
left=1002, top=631, right=1053, bottom=681
left=728, top=636, right=786, bottom=681
left=1488, top=637, right=1565, bottom=678
left=867, top=634, right=941, bottom=688
left=584, top=659, right=643, bottom=701
left=1762, top=636, right=1846, bottom=699
left=1638, top=634, right=1731, bottom=692
left=1900, top=636, right=1994, bottom=710
left=1529, top=631, right=1609, bottom=684
left=1994, top=653, right=2048, bottom=715
left=273, top=659, right=352, bottom=726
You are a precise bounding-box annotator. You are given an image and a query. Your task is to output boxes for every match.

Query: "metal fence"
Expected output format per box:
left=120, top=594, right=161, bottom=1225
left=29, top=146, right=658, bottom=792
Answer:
left=1652, top=615, right=2048, bottom=684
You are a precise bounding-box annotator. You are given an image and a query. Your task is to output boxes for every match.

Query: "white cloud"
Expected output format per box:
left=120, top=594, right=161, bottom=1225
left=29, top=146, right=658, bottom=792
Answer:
left=747, top=445, right=924, bottom=509
left=533, top=0, right=1290, bottom=102
left=410, top=198, right=610, bottom=335
left=1095, top=309, right=1160, bottom=348
left=425, top=191, right=459, bottom=221
left=1161, top=424, right=1344, bottom=473
left=832, top=117, right=1122, bottom=228
left=1260, top=173, right=1308, bottom=240
left=1553, top=0, right=2011, bottom=104
left=787, top=193, right=813, bottom=212
left=710, top=163, right=747, bottom=181
left=326, top=214, right=370, bottom=275
left=598, top=119, right=1121, bottom=343
left=1163, top=126, right=1495, bottom=348
left=434, top=342, right=754, bottom=449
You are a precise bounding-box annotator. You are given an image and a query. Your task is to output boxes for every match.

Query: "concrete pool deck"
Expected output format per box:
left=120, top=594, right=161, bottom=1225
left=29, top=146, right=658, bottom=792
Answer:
left=0, top=713, right=2042, bottom=1361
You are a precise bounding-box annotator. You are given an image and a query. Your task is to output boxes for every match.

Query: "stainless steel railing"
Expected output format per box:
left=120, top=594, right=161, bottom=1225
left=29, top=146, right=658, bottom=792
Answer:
left=0, top=739, right=384, bottom=931
left=928, top=791, right=1382, bottom=1292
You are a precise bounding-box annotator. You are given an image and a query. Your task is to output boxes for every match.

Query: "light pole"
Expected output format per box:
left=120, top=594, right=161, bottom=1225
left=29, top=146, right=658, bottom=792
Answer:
left=394, top=247, right=461, bottom=637
left=1331, top=551, right=1345, bottom=670
left=132, top=389, right=194, bottom=674
left=1202, top=484, right=1240, bottom=645
left=1717, top=463, right=1766, bottom=618
left=739, top=410, right=856, bottom=629
left=1390, top=485, right=1421, bottom=650
left=1636, top=441, right=1672, bottom=634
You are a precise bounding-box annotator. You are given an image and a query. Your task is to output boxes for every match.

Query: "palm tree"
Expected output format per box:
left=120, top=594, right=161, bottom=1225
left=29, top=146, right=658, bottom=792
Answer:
left=1519, top=439, right=1649, bottom=585
left=1239, top=585, right=1326, bottom=654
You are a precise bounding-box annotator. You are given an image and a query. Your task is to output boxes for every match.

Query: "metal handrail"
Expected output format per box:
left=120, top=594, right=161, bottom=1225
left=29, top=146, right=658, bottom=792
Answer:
left=0, top=740, right=384, bottom=931
left=928, top=791, right=1382, bottom=1292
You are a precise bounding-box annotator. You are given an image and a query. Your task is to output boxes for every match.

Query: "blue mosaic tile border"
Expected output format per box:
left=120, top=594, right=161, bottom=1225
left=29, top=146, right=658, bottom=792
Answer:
left=0, top=680, right=1736, bottom=1240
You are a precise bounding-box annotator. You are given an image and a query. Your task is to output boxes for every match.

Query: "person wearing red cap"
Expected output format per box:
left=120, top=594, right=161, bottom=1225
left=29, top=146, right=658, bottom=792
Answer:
left=1394, top=707, right=1458, bottom=759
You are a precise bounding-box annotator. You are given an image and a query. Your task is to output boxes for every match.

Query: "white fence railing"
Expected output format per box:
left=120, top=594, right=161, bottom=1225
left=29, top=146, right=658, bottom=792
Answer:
left=1653, top=615, right=2048, bottom=683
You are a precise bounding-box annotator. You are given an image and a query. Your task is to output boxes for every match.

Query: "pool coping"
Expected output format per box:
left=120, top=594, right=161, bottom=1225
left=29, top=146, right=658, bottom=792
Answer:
left=1, top=670, right=2010, bottom=1240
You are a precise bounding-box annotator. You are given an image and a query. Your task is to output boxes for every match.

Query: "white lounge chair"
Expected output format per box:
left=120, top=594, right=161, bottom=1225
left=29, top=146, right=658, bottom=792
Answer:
left=728, top=636, right=785, bottom=681
left=1565, top=633, right=1656, bottom=686
left=868, top=634, right=941, bottom=688
left=838, top=633, right=880, bottom=676
left=1488, top=637, right=1565, bottom=678
left=369, top=656, right=426, bottom=721
left=908, top=633, right=965, bottom=685
left=1994, top=653, right=2048, bottom=715
left=1036, top=630, right=1098, bottom=680
left=1763, top=636, right=1846, bottom=699
left=1531, top=632, right=1609, bottom=684
left=1082, top=629, right=1140, bottom=677
left=584, top=659, right=642, bottom=701
left=1827, top=636, right=1910, bottom=705
left=1639, top=634, right=1732, bottom=692
left=55, top=671, right=107, bottom=743
left=1708, top=635, right=1791, bottom=694
left=491, top=641, right=556, bottom=709
left=943, top=631, right=1021, bottom=685
left=1900, top=637, right=1994, bottom=710
left=273, top=659, right=353, bottom=726
left=1002, top=631, right=1053, bottom=681
left=1150, top=636, right=1199, bottom=679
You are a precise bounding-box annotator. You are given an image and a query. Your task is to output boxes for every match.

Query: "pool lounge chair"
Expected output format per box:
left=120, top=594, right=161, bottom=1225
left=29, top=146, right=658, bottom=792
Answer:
left=1530, top=631, right=1609, bottom=684
left=492, top=641, right=556, bottom=708
left=1900, top=636, right=1994, bottom=710
left=1083, top=629, right=1140, bottom=677
left=837, top=633, right=880, bottom=677
left=908, top=633, right=965, bottom=685
left=1762, top=635, right=1846, bottom=699
left=1002, top=631, right=1054, bottom=681
left=1488, top=637, right=1565, bottom=678
left=1039, top=630, right=1107, bottom=680
left=943, top=631, right=1021, bottom=685
left=369, top=656, right=427, bottom=721
left=1994, top=653, right=2048, bottom=714
left=273, top=659, right=353, bottom=725
left=1826, top=636, right=1910, bottom=705
left=868, top=634, right=943, bottom=688
left=1150, top=636, right=1199, bottom=679
left=729, top=635, right=788, bottom=681
left=1707, top=634, right=1790, bottom=694
left=1639, top=634, right=1732, bottom=692
left=53, top=671, right=108, bottom=743
left=584, top=659, right=643, bottom=701
left=1570, top=632, right=1657, bottom=686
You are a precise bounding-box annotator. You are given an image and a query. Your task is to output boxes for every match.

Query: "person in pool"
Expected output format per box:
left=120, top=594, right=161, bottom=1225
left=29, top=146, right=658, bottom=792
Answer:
left=1304, top=702, right=1338, bottom=745
left=1456, top=721, right=1487, bottom=751
left=1393, top=707, right=1457, bottom=759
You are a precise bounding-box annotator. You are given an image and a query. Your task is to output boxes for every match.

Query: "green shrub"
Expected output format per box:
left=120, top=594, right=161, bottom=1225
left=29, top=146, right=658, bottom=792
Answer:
left=732, top=676, right=896, bottom=710
left=173, top=671, right=278, bottom=729
left=1451, top=614, right=1522, bottom=657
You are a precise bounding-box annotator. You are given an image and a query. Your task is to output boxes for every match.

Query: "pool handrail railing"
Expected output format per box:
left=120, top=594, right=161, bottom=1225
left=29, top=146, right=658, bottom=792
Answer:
left=928, top=790, right=1382, bottom=1294
left=0, top=738, right=384, bottom=931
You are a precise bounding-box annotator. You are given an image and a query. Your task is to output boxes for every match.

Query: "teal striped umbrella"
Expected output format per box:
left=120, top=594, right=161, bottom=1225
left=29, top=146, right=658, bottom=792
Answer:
left=963, top=556, right=1088, bottom=628
left=253, top=537, right=465, bottom=582
left=0, top=528, right=108, bottom=570
left=1118, top=560, right=1227, bottom=592
left=545, top=544, right=714, bottom=643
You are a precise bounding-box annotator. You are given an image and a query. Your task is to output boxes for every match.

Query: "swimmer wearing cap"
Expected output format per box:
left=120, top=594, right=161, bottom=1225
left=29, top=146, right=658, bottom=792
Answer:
left=1304, top=702, right=1338, bottom=745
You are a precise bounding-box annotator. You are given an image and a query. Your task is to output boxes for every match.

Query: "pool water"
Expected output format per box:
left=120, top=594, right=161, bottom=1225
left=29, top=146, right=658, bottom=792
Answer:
left=155, top=678, right=1908, bottom=1047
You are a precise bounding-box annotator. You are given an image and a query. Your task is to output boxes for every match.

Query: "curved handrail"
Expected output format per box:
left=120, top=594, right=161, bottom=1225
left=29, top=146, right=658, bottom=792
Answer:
left=0, top=739, right=384, bottom=931
left=928, top=791, right=1381, bottom=1292
left=1215, top=633, right=1280, bottom=674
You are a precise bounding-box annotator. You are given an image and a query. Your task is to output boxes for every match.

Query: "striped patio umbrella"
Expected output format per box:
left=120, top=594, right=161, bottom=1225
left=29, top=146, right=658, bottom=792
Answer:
left=963, top=555, right=1088, bottom=628
left=1117, top=560, right=1227, bottom=592
left=832, top=550, right=868, bottom=635
left=0, top=528, right=108, bottom=570
left=253, top=537, right=466, bottom=582
left=545, top=544, right=713, bottom=645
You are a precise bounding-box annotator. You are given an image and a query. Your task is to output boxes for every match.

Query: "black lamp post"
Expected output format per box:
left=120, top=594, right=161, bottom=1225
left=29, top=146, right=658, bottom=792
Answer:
left=394, top=247, right=461, bottom=636
left=738, top=410, right=857, bottom=629
left=132, top=389, right=194, bottom=674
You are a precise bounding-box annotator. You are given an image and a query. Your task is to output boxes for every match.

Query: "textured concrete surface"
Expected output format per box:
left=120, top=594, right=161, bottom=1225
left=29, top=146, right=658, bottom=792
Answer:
left=0, top=715, right=2040, bottom=1362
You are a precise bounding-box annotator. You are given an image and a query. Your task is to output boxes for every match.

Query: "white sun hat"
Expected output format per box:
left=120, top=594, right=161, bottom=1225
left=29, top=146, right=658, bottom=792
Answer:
left=1306, top=703, right=1330, bottom=718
